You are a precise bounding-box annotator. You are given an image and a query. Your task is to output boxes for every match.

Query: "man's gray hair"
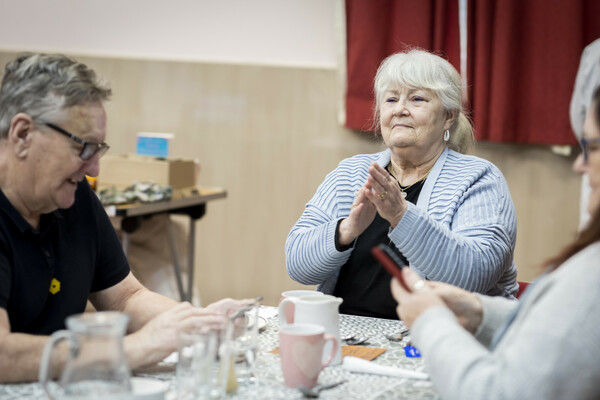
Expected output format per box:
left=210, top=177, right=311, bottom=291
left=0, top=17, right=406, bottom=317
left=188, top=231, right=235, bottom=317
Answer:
left=0, top=53, right=111, bottom=139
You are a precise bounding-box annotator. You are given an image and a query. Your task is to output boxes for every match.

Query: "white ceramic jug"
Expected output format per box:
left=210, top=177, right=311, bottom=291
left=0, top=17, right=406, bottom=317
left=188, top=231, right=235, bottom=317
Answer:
left=278, top=294, right=343, bottom=364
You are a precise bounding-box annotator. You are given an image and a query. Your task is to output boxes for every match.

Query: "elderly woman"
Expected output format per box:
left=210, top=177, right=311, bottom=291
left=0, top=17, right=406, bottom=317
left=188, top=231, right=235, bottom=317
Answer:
left=285, top=50, right=518, bottom=319
left=391, top=86, right=600, bottom=400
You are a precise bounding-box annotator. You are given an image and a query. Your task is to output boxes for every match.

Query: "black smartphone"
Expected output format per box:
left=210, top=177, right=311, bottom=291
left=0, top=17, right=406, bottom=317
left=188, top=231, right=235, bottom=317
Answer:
left=371, top=243, right=410, bottom=290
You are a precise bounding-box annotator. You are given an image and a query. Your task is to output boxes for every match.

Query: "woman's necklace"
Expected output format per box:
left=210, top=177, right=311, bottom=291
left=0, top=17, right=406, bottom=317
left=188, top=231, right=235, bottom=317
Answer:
left=387, top=160, right=433, bottom=198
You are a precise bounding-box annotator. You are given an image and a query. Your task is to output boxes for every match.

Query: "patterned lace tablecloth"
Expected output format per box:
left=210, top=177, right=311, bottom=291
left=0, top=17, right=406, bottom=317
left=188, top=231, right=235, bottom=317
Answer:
left=0, top=307, right=440, bottom=400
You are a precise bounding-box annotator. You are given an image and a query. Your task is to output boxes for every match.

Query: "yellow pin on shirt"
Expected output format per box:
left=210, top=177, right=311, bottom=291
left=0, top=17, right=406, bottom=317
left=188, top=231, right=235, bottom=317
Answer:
left=49, top=278, right=61, bottom=295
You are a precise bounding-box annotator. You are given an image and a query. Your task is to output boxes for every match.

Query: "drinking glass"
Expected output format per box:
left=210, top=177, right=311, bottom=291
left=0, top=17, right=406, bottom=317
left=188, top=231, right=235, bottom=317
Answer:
left=176, top=325, right=232, bottom=400
left=230, top=301, right=260, bottom=385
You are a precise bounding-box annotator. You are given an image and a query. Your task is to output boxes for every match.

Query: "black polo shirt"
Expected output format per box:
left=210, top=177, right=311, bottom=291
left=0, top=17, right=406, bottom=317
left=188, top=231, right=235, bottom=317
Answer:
left=0, top=181, right=129, bottom=334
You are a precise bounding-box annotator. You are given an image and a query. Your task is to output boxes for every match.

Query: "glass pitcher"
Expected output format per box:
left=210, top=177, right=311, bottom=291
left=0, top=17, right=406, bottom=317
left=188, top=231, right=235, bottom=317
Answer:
left=39, top=311, right=132, bottom=399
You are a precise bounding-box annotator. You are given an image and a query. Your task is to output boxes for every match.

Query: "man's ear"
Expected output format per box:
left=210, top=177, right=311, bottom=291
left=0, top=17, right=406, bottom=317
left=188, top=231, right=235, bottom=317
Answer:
left=9, top=113, right=36, bottom=159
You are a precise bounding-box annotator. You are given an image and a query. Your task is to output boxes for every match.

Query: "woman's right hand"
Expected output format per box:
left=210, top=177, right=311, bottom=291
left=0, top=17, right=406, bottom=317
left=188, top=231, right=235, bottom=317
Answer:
left=428, top=281, right=483, bottom=334
left=391, top=269, right=483, bottom=333
left=337, top=186, right=377, bottom=246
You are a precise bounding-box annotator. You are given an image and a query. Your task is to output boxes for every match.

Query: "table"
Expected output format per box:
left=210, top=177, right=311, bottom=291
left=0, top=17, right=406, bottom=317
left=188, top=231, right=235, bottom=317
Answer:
left=104, top=187, right=227, bottom=303
left=0, top=308, right=440, bottom=400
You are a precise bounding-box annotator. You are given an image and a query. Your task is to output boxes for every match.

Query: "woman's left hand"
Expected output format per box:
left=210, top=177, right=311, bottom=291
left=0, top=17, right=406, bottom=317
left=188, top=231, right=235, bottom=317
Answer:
left=364, top=162, right=407, bottom=228
left=390, top=268, right=446, bottom=328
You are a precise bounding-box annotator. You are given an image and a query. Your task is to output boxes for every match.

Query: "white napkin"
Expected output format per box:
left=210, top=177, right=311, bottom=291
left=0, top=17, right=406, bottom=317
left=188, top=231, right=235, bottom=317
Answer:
left=161, top=351, right=178, bottom=364
left=258, top=305, right=278, bottom=319
left=342, top=356, right=429, bottom=380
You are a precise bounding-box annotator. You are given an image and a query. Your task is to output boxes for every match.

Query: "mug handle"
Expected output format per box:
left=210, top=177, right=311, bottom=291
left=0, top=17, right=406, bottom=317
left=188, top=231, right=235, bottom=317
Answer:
left=278, top=297, right=297, bottom=326
left=39, top=330, right=76, bottom=400
left=321, top=334, right=339, bottom=369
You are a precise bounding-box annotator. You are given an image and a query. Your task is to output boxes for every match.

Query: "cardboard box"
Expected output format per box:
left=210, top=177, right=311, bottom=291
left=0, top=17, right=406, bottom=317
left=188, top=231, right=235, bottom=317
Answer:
left=99, top=153, right=196, bottom=190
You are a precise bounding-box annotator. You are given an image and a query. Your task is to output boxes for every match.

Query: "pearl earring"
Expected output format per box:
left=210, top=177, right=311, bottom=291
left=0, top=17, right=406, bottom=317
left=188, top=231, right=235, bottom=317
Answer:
left=443, top=129, right=450, bottom=142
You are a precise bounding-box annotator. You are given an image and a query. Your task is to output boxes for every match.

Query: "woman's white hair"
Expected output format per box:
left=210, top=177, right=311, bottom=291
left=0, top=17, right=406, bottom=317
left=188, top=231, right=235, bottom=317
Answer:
left=373, top=49, right=474, bottom=153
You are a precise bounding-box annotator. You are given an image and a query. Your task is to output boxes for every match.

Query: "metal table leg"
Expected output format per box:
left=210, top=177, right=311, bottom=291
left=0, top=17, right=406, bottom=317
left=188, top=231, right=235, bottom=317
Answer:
left=119, top=204, right=206, bottom=305
left=168, top=219, right=186, bottom=302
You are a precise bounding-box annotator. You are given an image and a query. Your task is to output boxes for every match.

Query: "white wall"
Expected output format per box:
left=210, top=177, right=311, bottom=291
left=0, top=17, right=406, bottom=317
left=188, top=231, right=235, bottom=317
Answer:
left=0, top=0, right=340, bottom=68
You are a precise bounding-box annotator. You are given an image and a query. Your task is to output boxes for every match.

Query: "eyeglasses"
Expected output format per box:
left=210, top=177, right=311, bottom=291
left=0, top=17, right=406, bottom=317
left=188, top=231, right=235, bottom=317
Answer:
left=42, top=122, right=110, bottom=161
left=580, top=137, right=600, bottom=163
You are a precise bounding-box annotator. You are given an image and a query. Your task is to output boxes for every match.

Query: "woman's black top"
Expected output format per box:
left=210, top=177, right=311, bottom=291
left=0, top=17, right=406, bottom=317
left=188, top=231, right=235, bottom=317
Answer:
left=333, top=179, right=424, bottom=319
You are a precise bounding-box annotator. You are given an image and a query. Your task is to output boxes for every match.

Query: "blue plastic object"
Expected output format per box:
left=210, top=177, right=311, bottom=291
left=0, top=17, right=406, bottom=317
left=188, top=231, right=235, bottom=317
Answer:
left=136, top=134, right=171, bottom=158
left=404, top=346, right=422, bottom=358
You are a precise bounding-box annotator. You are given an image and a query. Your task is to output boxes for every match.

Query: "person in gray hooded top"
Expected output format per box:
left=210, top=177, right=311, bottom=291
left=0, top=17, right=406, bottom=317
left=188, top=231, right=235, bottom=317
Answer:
left=392, top=85, right=600, bottom=400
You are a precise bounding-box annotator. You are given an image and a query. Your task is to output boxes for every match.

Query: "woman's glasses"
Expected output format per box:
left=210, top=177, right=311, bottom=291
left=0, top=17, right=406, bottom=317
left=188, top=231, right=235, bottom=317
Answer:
left=580, top=137, right=600, bottom=163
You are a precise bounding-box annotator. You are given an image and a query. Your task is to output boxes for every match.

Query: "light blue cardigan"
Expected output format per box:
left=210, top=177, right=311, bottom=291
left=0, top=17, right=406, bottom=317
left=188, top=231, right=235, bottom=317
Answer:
left=285, top=148, right=518, bottom=297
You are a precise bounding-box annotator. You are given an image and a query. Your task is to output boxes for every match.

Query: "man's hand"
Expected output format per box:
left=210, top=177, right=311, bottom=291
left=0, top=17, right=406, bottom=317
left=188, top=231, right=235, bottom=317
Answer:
left=124, top=302, right=226, bottom=369
left=205, top=297, right=256, bottom=318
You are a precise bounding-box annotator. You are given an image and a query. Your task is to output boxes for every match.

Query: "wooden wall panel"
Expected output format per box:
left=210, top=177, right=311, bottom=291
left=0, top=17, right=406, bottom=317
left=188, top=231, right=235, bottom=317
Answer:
left=473, top=142, right=580, bottom=282
left=0, top=51, right=580, bottom=305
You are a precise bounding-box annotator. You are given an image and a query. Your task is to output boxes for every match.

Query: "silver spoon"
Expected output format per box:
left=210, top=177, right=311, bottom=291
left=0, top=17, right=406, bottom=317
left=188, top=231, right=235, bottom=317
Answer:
left=385, top=332, right=404, bottom=342
left=229, top=296, right=263, bottom=321
left=344, top=335, right=370, bottom=346
left=385, top=327, right=410, bottom=342
left=386, top=327, right=410, bottom=342
left=299, top=380, right=347, bottom=398
left=342, top=334, right=370, bottom=345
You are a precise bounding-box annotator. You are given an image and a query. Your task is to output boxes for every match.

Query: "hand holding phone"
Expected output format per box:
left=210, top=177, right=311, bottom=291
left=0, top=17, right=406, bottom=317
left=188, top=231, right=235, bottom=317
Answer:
left=371, top=243, right=410, bottom=291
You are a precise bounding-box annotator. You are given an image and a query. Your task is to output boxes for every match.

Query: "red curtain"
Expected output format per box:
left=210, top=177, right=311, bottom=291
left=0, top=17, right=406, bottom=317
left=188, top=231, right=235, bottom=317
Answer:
left=345, top=0, right=600, bottom=145
left=345, top=0, right=461, bottom=131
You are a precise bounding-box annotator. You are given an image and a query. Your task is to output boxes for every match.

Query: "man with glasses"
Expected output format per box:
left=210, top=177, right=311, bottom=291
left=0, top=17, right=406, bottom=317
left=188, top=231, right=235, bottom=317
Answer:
left=0, top=53, right=246, bottom=382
